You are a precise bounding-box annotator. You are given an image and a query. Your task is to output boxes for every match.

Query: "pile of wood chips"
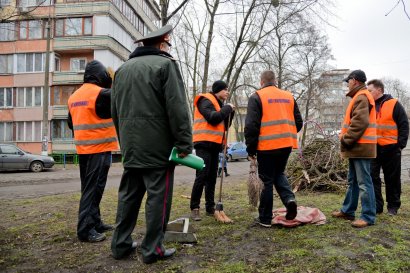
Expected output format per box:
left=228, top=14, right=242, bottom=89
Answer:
left=287, top=138, right=348, bottom=193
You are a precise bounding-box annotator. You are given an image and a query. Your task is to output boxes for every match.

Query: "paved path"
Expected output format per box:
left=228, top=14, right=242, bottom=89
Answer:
left=0, top=161, right=250, bottom=199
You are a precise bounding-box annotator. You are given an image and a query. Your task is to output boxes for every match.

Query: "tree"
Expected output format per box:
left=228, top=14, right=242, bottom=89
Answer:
left=159, top=0, right=191, bottom=26
left=382, top=77, right=410, bottom=111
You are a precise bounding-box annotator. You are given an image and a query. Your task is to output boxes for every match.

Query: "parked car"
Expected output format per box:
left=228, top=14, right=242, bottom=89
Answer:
left=227, top=142, right=248, bottom=161
left=0, top=144, right=55, bottom=172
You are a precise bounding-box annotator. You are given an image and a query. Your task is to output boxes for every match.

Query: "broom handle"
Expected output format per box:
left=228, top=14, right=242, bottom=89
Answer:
left=218, top=110, right=232, bottom=203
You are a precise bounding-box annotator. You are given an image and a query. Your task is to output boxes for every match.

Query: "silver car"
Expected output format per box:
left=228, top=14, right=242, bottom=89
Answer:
left=0, top=144, right=55, bottom=172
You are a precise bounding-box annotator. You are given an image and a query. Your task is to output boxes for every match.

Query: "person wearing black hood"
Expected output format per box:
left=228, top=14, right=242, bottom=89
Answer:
left=368, top=79, right=409, bottom=216
left=190, top=80, right=235, bottom=221
left=67, top=60, right=118, bottom=243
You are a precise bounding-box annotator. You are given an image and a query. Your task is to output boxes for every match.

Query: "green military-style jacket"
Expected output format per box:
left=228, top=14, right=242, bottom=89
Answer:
left=111, top=47, right=193, bottom=168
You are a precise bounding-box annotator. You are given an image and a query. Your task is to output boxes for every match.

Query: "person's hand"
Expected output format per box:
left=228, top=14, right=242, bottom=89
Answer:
left=178, top=152, right=188, bottom=158
left=248, top=155, right=256, bottom=160
left=226, top=103, right=236, bottom=111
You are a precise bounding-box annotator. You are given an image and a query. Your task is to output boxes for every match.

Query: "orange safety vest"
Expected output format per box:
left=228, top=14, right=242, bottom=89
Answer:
left=68, top=83, right=118, bottom=154
left=376, top=99, right=398, bottom=146
left=256, top=86, right=298, bottom=150
left=341, top=89, right=377, bottom=144
left=192, top=93, right=225, bottom=144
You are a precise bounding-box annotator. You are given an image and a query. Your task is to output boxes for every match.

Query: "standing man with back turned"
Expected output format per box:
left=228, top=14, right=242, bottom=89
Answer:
left=111, top=25, right=193, bottom=264
left=332, top=70, right=377, bottom=228
left=68, top=60, right=118, bottom=243
left=245, top=70, right=303, bottom=228
left=368, top=79, right=409, bottom=216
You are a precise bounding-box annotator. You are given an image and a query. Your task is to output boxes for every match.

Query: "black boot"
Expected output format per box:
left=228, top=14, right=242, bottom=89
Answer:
left=217, top=168, right=222, bottom=177
left=224, top=167, right=230, bottom=177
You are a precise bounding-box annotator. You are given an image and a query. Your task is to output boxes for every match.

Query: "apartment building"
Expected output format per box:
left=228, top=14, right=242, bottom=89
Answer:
left=0, top=0, right=160, bottom=155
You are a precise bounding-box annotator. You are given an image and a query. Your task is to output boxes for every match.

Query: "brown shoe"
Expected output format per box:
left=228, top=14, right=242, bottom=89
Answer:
left=351, top=219, right=370, bottom=228
left=331, top=210, right=355, bottom=221
left=191, top=209, right=201, bottom=221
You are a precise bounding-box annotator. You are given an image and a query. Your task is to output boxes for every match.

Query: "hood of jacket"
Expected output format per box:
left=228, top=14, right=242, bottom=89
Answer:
left=83, top=60, right=112, bottom=88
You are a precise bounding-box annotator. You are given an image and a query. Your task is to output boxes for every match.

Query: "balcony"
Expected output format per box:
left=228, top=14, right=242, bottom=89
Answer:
left=52, top=105, right=69, bottom=119
left=53, top=36, right=130, bottom=60
left=53, top=71, right=84, bottom=85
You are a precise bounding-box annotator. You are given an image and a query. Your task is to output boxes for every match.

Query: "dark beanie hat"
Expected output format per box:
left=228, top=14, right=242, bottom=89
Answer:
left=212, top=80, right=228, bottom=93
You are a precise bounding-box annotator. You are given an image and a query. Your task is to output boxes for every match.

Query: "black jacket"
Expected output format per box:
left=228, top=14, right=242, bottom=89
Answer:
left=244, top=83, right=303, bottom=156
left=375, top=94, right=409, bottom=154
left=194, top=93, right=235, bottom=152
left=67, top=60, right=112, bottom=130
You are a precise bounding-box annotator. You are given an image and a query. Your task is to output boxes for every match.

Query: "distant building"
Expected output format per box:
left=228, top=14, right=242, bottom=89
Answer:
left=0, top=0, right=160, bottom=155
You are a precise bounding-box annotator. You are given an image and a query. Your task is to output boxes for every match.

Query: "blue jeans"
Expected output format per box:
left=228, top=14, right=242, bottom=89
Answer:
left=341, top=158, right=376, bottom=224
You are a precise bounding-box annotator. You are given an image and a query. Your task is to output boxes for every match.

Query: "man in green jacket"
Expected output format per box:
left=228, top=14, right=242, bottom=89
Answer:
left=111, top=25, right=193, bottom=263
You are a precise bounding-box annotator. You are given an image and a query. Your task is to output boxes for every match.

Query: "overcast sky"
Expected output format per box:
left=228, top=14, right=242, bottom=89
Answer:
left=326, top=0, right=410, bottom=86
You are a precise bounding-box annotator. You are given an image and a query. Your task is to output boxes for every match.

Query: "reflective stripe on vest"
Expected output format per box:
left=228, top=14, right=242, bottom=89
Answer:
left=340, top=89, right=377, bottom=144
left=192, top=93, right=225, bottom=144
left=68, top=83, right=118, bottom=154
left=256, top=86, right=298, bottom=150
left=377, top=99, right=398, bottom=146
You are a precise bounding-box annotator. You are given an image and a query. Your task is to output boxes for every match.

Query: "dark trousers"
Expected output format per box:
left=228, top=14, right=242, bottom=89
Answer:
left=257, top=148, right=295, bottom=224
left=190, top=148, right=219, bottom=212
left=77, top=152, right=111, bottom=240
left=370, top=149, right=402, bottom=212
left=111, top=166, right=174, bottom=260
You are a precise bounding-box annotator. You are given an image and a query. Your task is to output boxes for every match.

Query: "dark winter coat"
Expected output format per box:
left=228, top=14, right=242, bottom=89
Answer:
left=375, top=94, right=409, bottom=155
left=67, top=60, right=112, bottom=130
left=194, top=94, right=234, bottom=152
left=111, top=46, right=193, bottom=168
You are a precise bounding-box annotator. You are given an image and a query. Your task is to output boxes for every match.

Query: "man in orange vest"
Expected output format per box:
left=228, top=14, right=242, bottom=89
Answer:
left=68, top=60, right=119, bottom=242
left=368, top=79, right=408, bottom=216
left=244, top=70, right=303, bottom=228
left=190, top=80, right=235, bottom=221
left=332, top=70, right=377, bottom=228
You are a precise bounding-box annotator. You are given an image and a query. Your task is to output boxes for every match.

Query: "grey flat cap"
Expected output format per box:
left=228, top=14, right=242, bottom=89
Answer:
left=135, top=25, right=173, bottom=43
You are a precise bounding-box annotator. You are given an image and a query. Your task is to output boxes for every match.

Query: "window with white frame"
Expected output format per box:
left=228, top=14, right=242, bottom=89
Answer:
left=0, top=22, right=15, bottom=41
left=0, top=88, right=13, bottom=108
left=16, top=121, right=42, bottom=141
left=52, top=120, right=72, bottom=140
left=0, top=54, right=13, bottom=74
left=19, top=0, right=53, bottom=7
left=16, top=53, right=45, bottom=73
left=16, top=87, right=42, bottom=107
left=54, top=56, right=60, bottom=71
left=70, top=58, right=87, bottom=72
left=0, top=0, right=12, bottom=6
left=0, top=122, right=13, bottom=142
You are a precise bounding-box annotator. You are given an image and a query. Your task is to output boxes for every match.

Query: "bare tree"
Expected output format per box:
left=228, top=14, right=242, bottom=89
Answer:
left=382, top=77, right=410, bottom=111
left=159, top=0, right=191, bottom=26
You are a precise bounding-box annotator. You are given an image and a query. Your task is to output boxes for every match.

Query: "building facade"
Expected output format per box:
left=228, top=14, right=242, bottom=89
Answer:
left=0, top=0, right=160, bottom=155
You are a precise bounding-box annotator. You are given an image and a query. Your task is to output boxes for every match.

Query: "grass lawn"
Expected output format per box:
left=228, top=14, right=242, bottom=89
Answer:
left=0, top=179, right=409, bottom=273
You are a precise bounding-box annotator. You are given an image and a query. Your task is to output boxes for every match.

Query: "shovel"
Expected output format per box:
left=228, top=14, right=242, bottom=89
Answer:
left=214, top=113, right=233, bottom=223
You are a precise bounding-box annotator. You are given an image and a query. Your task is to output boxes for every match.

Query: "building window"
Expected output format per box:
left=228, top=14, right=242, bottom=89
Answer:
left=16, top=87, right=43, bottom=107
left=0, top=88, right=13, bottom=108
left=16, top=121, right=42, bottom=141
left=0, top=122, right=13, bottom=142
left=0, top=22, right=15, bottom=41
left=52, top=120, right=72, bottom=140
left=0, top=54, right=13, bottom=74
left=52, top=85, right=77, bottom=105
left=19, top=0, right=53, bottom=7
left=70, top=58, right=87, bottom=72
left=55, top=17, right=92, bottom=37
left=0, top=0, right=12, bottom=6
left=54, top=56, right=60, bottom=71
left=16, top=53, right=45, bottom=73
left=19, top=20, right=44, bottom=40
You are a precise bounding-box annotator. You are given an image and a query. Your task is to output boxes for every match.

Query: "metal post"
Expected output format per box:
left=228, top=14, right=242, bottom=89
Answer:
left=41, top=16, right=51, bottom=156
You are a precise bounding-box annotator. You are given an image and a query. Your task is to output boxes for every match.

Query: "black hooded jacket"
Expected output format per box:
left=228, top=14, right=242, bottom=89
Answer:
left=375, top=94, right=409, bottom=153
left=67, top=60, right=112, bottom=130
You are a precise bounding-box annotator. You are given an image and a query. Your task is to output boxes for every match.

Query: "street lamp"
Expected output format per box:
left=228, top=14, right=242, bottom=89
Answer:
left=41, top=15, right=51, bottom=156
